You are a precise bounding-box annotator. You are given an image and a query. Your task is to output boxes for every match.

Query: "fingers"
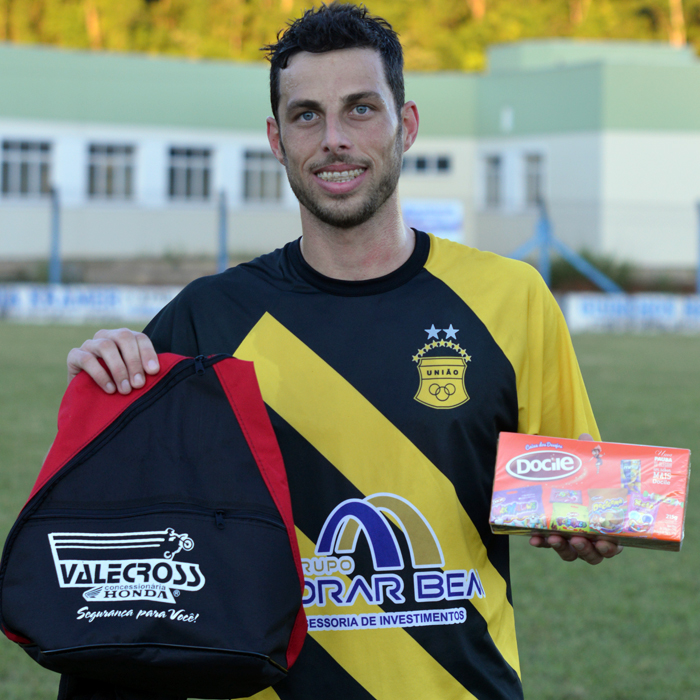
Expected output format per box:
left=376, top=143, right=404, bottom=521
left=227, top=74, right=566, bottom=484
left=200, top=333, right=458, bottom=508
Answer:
left=565, top=536, right=606, bottom=564
left=66, top=328, right=160, bottom=394
left=67, top=346, right=118, bottom=393
left=92, top=329, right=148, bottom=393
left=529, top=534, right=579, bottom=562
left=529, top=534, right=623, bottom=565
left=592, top=538, right=623, bottom=559
left=134, top=332, right=160, bottom=377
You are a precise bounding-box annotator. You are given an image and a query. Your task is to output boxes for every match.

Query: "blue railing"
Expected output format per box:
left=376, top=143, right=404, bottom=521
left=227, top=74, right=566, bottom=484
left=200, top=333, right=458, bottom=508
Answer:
left=509, top=202, right=623, bottom=293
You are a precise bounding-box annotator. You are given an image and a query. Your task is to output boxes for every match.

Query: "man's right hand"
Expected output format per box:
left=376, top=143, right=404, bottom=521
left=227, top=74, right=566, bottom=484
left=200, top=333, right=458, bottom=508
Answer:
left=67, top=328, right=160, bottom=394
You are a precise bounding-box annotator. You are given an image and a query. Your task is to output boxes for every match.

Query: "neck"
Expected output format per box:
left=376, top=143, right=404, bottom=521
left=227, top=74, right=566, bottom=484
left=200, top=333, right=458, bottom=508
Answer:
left=298, top=194, right=415, bottom=280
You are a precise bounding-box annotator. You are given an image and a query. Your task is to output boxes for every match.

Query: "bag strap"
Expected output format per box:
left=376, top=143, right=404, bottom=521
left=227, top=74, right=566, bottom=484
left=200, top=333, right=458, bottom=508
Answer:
left=213, top=357, right=307, bottom=668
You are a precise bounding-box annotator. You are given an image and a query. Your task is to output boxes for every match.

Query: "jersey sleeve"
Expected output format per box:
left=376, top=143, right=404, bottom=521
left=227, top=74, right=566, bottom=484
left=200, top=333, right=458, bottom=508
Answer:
left=516, top=273, right=600, bottom=441
left=424, top=234, right=600, bottom=442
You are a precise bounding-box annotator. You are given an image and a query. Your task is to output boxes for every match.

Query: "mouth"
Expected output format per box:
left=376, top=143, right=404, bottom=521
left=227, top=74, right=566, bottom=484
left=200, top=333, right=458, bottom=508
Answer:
left=315, top=167, right=367, bottom=184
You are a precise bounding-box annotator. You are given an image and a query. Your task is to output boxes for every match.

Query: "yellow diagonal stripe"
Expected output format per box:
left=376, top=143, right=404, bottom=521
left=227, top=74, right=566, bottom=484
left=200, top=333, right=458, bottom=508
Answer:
left=234, top=313, right=519, bottom=679
left=296, top=528, right=476, bottom=700
left=247, top=688, right=280, bottom=700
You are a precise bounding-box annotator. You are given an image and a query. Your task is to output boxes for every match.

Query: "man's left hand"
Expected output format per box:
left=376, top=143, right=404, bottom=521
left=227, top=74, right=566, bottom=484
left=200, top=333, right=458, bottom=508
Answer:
left=529, top=534, right=623, bottom=565
left=528, top=431, right=623, bottom=564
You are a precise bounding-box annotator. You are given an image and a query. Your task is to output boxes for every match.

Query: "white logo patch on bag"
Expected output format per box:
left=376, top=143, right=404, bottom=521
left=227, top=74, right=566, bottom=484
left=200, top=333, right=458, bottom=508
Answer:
left=48, top=529, right=205, bottom=604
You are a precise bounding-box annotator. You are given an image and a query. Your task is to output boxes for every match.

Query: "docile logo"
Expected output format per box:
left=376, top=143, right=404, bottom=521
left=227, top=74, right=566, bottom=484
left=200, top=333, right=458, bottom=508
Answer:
left=505, top=451, right=582, bottom=481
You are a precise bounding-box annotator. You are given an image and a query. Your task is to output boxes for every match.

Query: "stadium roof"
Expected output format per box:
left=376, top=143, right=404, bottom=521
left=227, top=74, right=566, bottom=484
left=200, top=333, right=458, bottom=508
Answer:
left=0, top=43, right=476, bottom=137
left=488, top=39, right=698, bottom=72
left=1, top=40, right=699, bottom=138
left=0, top=43, right=272, bottom=132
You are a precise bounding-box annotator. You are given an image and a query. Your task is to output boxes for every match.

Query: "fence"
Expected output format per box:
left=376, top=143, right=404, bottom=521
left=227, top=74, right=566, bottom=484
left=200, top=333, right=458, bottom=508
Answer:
left=3, top=283, right=700, bottom=333
left=563, top=293, right=700, bottom=333
left=0, top=284, right=180, bottom=323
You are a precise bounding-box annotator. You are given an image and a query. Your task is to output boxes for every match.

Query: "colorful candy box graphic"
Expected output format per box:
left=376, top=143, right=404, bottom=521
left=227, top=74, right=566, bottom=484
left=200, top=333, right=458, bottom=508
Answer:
left=490, top=433, right=690, bottom=551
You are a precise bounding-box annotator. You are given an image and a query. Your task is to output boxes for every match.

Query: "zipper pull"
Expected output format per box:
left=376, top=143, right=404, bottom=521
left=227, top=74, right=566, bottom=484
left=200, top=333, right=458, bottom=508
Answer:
left=194, top=355, right=206, bottom=376
left=215, top=511, right=225, bottom=530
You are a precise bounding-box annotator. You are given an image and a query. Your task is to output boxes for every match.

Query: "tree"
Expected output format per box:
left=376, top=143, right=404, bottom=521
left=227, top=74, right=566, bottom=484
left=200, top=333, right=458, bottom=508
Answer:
left=569, top=0, right=592, bottom=25
left=0, top=0, right=697, bottom=70
left=467, top=0, right=486, bottom=21
left=669, top=0, right=687, bottom=45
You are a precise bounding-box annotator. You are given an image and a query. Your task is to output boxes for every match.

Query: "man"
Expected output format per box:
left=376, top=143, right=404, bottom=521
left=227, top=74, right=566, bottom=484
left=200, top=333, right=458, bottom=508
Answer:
left=67, top=4, right=621, bottom=699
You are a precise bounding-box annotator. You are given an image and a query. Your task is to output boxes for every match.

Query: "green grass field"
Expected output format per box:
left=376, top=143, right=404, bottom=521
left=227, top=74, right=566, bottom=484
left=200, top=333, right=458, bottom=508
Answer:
left=1, top=324, right=699, bottom=700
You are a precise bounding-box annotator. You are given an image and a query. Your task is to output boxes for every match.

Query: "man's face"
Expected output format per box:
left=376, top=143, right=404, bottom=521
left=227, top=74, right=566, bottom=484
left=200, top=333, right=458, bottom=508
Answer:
left=267, top=48, right=417, bottom=229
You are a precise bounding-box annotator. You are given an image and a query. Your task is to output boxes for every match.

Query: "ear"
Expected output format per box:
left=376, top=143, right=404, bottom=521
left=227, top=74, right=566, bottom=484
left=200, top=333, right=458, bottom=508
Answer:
left=266, top=116, right=286, bottom=165
left=401, top=101, right=419, bottom=153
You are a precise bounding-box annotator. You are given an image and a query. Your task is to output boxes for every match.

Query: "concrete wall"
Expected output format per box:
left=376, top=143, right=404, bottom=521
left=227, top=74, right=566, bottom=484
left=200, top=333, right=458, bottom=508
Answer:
left=0, top=203, right=302, bottom=259
left=398, top=136, right=476, bottom=246
left=471, top=130, right=700, bottom=270
left=0, top=123, right=474, bottom=259
left=474, top=133, right=603, bottom=257
left=0, top=118, right=300, bottom=259
left=2, top=118, right=699, bottom=269
left=600, top=131, right=700, bottom=267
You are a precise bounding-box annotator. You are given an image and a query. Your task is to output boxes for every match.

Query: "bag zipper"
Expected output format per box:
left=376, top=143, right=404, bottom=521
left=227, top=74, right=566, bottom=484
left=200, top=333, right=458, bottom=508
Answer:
left=29, top=504, right=285, bottom=531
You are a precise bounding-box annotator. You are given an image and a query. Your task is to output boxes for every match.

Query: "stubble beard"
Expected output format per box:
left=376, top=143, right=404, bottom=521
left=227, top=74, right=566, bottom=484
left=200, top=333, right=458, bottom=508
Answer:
left=280, top=127, right=404, bottom=230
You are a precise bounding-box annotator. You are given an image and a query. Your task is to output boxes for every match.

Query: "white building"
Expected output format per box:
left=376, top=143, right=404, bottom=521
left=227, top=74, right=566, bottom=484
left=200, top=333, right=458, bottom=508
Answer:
left=474, top=41, right=700, bottom=273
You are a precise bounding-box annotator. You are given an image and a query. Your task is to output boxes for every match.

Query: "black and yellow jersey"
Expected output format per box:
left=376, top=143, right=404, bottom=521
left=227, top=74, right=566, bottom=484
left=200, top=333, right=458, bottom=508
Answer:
left=145, top=230, right=599, bottom=700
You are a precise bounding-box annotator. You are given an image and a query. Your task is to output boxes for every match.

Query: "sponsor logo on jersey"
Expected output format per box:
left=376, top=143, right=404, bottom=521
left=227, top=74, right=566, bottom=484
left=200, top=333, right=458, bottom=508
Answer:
left=302, top=493, right=482, bottom=631
left=413, top=324, right=471, bottom=409
left=48, top=528, right=205, bottom=604
left=505, top=450, right=582, bottom=481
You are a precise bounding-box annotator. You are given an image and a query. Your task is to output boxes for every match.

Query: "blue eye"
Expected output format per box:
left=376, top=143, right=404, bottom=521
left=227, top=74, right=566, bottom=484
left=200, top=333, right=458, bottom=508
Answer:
left=355, top=105, right=369, bottom=115
left=300, top=111, right=315, bottom=122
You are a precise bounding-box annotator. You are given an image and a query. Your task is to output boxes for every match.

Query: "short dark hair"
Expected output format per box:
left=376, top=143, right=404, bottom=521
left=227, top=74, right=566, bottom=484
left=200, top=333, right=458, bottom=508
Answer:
left=263, top=3, right=404, bottom=122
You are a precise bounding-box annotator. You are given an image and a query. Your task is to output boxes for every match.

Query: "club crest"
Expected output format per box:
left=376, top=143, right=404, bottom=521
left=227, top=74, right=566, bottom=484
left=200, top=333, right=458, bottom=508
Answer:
left=413, top=324, right=471, bottom=409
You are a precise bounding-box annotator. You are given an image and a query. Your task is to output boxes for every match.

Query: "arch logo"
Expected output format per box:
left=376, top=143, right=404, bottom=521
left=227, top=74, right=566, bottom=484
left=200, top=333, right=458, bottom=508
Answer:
left=303, top=494, right=484, bottom=632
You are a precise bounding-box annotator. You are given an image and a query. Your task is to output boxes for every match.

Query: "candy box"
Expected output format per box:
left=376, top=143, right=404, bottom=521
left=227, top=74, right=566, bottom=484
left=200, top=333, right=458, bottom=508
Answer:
left=490, top=433, right=691, bottom=551
left=491, top=485, right=547, bottom=529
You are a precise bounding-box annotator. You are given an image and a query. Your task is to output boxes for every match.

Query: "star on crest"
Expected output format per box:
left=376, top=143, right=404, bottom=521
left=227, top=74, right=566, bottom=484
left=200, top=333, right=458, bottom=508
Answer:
left=412, top=339, right=472, bottom=364
left=425, top=324, right=440, bottom=340
left=444, top=324, right=459, bottom=340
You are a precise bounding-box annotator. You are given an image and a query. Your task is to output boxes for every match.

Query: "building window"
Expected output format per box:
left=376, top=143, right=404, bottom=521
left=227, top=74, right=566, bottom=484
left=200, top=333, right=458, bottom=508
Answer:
left=525, top=153, right=544, bottom=207
left=169, top=147, right=212, bottom=200
left=1, top=140, right=52, bottom=197
left=485, top=155, right=501, bottom=208
left=402, top=155, right=452, bottom=174
left=88, top=144, right=135, bottom=200
left=243, top=150, right=283, bottom=202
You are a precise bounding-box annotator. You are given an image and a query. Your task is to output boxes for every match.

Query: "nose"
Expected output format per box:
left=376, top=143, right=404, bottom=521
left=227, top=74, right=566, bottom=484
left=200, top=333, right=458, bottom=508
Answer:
left=321, top=114, right=352, bottom=154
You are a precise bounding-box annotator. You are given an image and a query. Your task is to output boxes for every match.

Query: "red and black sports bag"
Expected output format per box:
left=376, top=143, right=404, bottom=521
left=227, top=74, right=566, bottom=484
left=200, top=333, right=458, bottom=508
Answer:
left=0, top=353, right=307, bottom=699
